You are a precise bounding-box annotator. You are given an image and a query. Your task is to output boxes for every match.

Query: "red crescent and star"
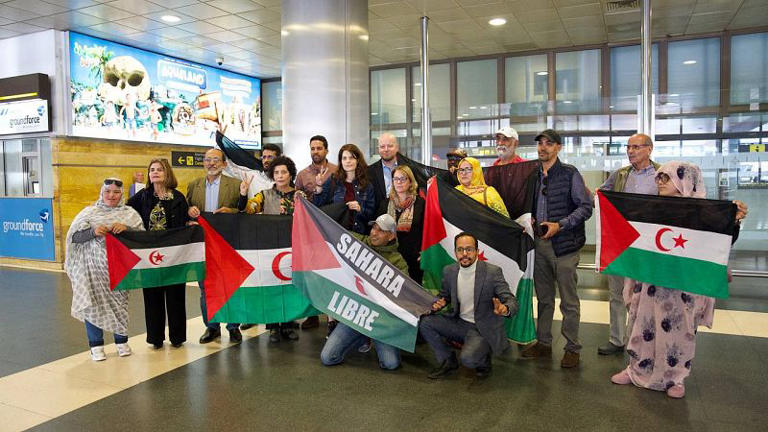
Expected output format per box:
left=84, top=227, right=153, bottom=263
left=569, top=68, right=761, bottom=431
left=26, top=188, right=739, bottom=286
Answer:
left=654, top=228, right=688, bottom=252
left=148, top=250, right=164, bottom=265
left=354, top=276, right=367, bottom=296
left=271, top=251, right=292, bottom=281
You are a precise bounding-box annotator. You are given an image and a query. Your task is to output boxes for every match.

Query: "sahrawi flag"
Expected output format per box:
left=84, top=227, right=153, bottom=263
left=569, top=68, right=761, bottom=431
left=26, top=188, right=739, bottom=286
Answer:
left=199, top=213, right=319, bottom=324
left=420, top=176, right=537, bottom=344
left=106, top=226, right=205, bottom=291
left=291, top=196, right=436, bottom=352
left=596, top=190, right=736, bottom=298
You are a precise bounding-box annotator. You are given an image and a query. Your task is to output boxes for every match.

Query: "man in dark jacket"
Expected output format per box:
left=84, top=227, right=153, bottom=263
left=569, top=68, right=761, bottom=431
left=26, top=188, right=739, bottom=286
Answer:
left=368, top=133, right=403, bottom=208
left=419, top=232, right=518, bottom=379
left=521, top=129, right=592, bottom=369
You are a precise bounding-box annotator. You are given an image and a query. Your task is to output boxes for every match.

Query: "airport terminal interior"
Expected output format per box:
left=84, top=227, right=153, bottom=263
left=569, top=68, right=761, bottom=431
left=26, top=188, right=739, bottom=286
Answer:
left=1, top=0, right=767, bottom=431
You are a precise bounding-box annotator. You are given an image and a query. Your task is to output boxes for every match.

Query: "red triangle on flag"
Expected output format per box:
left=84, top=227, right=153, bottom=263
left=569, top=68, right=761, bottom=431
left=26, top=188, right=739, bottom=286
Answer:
left=598, top=190, right=640, bottom=272
left=291, top=197, right=341, bottom=272
left=198, top=216, right=255, bottom=321
left=421, top=177, right=447, bottom=250
left=106, top=234, right=141, bottom=290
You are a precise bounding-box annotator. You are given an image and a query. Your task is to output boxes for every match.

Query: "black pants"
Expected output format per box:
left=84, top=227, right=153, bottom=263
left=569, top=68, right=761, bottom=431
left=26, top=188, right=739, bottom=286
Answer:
left=266, top=322, right=297, bottom=330
left=143, top=284, right=186, bottom=345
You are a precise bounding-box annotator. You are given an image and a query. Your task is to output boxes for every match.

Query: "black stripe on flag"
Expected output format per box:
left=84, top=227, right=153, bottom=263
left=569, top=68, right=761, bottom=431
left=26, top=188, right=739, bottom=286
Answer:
left=203, top=213, right=291, bottom=249
left=115, top=225, right=203, bottom=249
left=435, top=176, right=533, bottom=269
left=216, top=131, right=264, bottom=171
left=602, top=190, right=735, bottom=235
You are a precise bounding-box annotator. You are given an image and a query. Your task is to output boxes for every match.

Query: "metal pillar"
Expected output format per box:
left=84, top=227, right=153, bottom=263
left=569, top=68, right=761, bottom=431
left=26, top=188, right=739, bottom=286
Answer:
left=640, top=0, right=653, bottom=136
left=419, top=16, right=432, bottom=165
left=281, top=0, right=369, bottom=167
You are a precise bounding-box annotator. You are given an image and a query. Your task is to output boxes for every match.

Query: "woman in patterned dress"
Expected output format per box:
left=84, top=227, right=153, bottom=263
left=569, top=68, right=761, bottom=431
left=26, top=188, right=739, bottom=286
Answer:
left=455, top=157, right=510, bottom=218
left=65, top=178, right=144, bottom=361
left=127, top=158, right=190, bottom=349
left=610, top=161, right=748, bottom=398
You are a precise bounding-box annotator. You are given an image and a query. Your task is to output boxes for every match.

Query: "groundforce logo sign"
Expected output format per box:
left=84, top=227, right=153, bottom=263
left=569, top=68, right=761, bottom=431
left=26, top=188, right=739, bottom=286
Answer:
left=0, top=99, right=49, bottom=135
left=2, top=208, right=48, bottom=237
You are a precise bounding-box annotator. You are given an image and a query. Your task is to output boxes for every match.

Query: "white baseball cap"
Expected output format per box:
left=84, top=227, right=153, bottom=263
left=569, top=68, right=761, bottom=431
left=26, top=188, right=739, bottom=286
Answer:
left=495, top=126, right=519, bottom=140
left=369, top=214, right=396, bottom=233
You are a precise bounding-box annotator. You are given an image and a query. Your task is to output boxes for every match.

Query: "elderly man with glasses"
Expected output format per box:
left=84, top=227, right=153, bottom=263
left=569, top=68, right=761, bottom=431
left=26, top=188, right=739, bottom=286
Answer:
left=596, top=133, right=661, bottom=356
left=186, top=148, right=246, bottom=345
left=492, top=126, right=526, bottom=166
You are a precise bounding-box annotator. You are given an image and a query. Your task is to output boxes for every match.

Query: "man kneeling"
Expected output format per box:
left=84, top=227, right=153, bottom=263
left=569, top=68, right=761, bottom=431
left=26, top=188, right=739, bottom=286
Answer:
left=419, top=232, right=518, bottom=379
left=320, top=214, right=409, bottom=370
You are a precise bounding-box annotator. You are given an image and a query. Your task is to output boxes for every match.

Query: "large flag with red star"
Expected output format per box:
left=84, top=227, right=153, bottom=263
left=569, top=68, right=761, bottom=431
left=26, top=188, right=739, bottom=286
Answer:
left=199, top=213, right=319, bottom=324
left=596, top=190, right=736, bottom=298
left=291, top=196, right=436, bottom=352
left=106, top=226, right=205, bottom=291
left=420, top=176, right=536, bottom=344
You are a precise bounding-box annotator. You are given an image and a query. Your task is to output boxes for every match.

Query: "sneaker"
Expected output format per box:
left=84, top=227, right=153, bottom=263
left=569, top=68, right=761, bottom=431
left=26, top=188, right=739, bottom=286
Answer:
left=116, top=343, right=132, bottom=357
left=269, top=329, right=280, bottom=343
left=520, top=343, right=552, bottom=359
left=561, top=350, right=580, bottom=368
left=358, top=339, right=372, bottom=353
left=90, top=346, right=106, bottom=361
left=667, top=384, right=685, bottom=399
left=598, top=342, right=625, bottom=355
left=301, top=315, right=320, bottom=329
left=611, top=369, right=632, bottom=385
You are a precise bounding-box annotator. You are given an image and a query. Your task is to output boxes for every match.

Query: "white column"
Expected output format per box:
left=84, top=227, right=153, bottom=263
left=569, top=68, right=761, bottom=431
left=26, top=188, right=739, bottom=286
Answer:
left=281, top=0, right=369, bottom=167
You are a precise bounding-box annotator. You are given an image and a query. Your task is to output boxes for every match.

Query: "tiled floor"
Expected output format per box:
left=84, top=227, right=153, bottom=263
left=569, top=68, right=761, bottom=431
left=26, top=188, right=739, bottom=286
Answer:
left=1, top=266, right=767, bottom=432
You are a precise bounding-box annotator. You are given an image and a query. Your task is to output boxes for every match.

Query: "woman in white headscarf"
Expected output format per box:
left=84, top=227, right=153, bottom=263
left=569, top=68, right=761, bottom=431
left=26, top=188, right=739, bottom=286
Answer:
left=65, top=178, right=144, bottom=361
left=610, top=161, right=748, bottom=398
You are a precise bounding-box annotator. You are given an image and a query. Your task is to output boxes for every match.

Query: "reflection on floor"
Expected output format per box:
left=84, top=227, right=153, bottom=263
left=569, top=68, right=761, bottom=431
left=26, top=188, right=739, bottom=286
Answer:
left=1, top=266, right=766, bottom=432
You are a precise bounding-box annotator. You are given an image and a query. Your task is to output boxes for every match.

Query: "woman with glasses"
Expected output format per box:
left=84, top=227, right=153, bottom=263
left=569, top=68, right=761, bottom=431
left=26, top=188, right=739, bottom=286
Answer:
left=127, top=158, right=190, bottom=349
left=611, top=161, right=748, bottom=398
left=380, top=165, right=426, bottom=282
left=455, top=157, right=510, bottom=218
left=66, top=178, right=145, bottom=361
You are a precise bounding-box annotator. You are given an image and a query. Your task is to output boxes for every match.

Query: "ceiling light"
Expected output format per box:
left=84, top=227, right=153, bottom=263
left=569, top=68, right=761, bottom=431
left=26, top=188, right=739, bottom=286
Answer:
left=480, top=106, right=487, bottom=109
left=414, top=82, right=421, bottom=86
left=488, top=18, right=507, bottom=26
left=683, top=60, right=697, bottom=65
left=359, top=35, right=369, bottom=41
left=469, top=106, right=477, bottom=110
left=536, top=71, right=548, bottom=76
left=563, top=100, right=572, bottom=104
left=161, top=15, right=181, bottom=23
left=371, top=112, right=379, bottom=116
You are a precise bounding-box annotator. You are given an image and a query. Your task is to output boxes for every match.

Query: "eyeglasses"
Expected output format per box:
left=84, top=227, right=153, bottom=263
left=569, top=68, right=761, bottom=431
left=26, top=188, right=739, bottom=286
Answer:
left=655, top=173, right=671, bottom=184
left=457, top=167, right=473, bottom=174
left=203, top=157, right=222, bottom=163
left=104, top=179, right=123, bottom=187
left=392, top=176, right=409, bottom=183
left=627, top=144, right=650, bottom=151
left=541, top=176, right=549, bottom=196
left=455, top=247, right=476, bottom=254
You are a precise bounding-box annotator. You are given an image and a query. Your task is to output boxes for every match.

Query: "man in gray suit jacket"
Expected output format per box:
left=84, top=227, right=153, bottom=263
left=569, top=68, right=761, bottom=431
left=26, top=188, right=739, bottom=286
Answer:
left=419, top=232, right=518, bottom=379
left=186, top=148, right=245, bottom=345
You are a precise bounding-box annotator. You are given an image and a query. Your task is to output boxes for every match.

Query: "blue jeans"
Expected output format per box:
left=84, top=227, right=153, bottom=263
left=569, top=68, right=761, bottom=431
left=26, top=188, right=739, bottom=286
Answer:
left=320, top=323, right=400, bottom=370
left=419, top=314, right=492, bottom=368
left=200, top=283, right=239, bottom=331
left=85, top=320, right=127, bottom=348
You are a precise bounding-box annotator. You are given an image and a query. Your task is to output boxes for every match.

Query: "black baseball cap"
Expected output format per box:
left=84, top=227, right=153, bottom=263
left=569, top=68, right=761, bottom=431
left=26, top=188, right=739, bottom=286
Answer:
left=535, top=129, right=562, bottom=144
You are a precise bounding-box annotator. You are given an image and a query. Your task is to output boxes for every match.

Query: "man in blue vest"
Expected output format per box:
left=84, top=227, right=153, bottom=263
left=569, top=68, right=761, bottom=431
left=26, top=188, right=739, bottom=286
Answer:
left=521, top=129, right=593, bottom=368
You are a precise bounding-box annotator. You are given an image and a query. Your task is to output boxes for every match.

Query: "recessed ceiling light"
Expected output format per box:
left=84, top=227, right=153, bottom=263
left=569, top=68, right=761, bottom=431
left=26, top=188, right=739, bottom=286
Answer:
left=536, top=71, right=548, bottom=76
left=161, top=15, right=181, bottom=23
left=683, top=60, right=697, bottom=65
left=563, top=100, right=572, bottom=104
left=488, top=18, right=507, bottom=26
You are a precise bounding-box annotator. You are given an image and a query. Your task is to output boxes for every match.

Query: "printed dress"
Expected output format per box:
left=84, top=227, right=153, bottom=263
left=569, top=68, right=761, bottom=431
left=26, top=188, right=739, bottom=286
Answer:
left=624, top=280, right=715, bottom=391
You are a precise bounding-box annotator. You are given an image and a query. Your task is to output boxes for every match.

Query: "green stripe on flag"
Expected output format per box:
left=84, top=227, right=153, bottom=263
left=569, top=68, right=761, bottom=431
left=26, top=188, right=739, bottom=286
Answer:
left=210, top=283, right=320, bottom=324
left=420, top=243, right=455, bottom=296
left=114, top=262, right=205, bottom=291
left=294, top=271, right=419, bottom=352
left=604, top=247, right=728, bottom=298
left=505, top=277, right=536, bottom=344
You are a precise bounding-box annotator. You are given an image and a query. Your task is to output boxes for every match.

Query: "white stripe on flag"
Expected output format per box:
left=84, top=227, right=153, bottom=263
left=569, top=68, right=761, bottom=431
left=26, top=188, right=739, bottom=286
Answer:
left=438, top=219, right=524, bottom=294
left=238, top=248, right=292, bottom=286
left=313, top=242, right=420, bottom=327
left=132, top=242, right=205, bottom=270
left=628, top=221, right=731, bottom=266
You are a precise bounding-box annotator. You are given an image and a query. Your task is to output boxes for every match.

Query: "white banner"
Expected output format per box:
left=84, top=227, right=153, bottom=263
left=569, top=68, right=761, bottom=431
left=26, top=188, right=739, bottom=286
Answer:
left=0, top=99, right=49, bottom=135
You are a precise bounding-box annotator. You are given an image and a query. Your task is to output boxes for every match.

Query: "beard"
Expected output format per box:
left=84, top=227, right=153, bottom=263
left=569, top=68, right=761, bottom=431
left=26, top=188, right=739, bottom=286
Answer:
left=311, top=154, right=325, bottom=164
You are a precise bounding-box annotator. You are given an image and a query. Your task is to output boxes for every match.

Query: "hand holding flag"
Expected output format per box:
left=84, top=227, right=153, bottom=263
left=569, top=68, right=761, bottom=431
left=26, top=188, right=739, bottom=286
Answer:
left=431, top=297, right=446, bottom=311
left=492, top=297, right=508, bottom=316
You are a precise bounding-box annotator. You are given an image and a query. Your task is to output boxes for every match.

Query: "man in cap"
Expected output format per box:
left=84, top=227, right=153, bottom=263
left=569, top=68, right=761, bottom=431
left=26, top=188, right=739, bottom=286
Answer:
left=521, top=129, right=592, bottom=369
left=493, top=127, right=525, bottom=166
left=320, top=214, right=409, bottom=370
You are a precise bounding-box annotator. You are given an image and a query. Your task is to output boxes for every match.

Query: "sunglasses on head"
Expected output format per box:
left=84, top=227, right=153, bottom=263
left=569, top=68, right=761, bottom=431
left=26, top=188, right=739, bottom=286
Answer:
left=104, top=179, right=123, bottom=187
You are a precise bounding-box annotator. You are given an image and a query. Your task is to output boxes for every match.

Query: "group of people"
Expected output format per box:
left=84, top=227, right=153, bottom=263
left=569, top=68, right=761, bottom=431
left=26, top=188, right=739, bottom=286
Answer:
left=65, top=126, right=747, bottom=399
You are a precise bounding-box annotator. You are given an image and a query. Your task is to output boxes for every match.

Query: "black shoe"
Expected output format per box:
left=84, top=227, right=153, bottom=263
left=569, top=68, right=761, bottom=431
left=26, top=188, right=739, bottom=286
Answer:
left=301, top=316, right=320, bottom=329
left=152, top=343, right=163, bottom=350
left=476, top=365, right=492, bottom=378
left=428, top=354, right=459, bottom=379
left=199, top=328, right=221, bottom=344
left=269, top=329, right=280, bottom=343
left=598, top=342, right=625, bottom=355
left=240, top=324, right=255, bottom=330
left=229, top=328, right=243, bottom=343
left=171, top=342, right=183, bottom=348
left=281, top=328, right=299, bottom=341
left=326, top=320, right=338, bottom=339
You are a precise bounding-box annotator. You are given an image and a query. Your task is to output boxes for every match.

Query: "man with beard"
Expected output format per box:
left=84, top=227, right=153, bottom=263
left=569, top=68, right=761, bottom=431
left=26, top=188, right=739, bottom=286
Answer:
left=368, top=133, right=404, bottom=207
left=187, top=148, right=244, bottom=344
left=492, top=127, right=525, bottom=166
left=296, top=135, right=337, bottom=202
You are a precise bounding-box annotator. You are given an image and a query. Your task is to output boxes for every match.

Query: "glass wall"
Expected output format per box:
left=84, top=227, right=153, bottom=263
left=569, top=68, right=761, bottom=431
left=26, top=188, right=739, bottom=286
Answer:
left=0, top=138, right=52, bottom=197
left=731, top=32, right=768, bottom=105
left=457, top=59, right=497, bottom=120
left=505, top=54, right=548, bottom=117
left=556, top=49, right=601, bottom=114
left=411, top=63, right=451, bottom=122
left=371, top=68, right=407, bottom=126
left=667, top=38, right=720, bottom=110
left=610, top=44, right=659, bottom=111
left=262, top=80, right=282, bottom=132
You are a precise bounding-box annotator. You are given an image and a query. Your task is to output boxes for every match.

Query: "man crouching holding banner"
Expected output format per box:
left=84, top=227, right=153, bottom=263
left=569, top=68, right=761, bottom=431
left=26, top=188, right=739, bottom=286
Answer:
left=419, top=232, right=518, bottom=379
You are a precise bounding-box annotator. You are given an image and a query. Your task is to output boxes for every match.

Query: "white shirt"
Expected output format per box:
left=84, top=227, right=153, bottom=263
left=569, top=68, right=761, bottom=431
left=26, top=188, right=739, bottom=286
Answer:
left=457, top=260, right=477, bottom=323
